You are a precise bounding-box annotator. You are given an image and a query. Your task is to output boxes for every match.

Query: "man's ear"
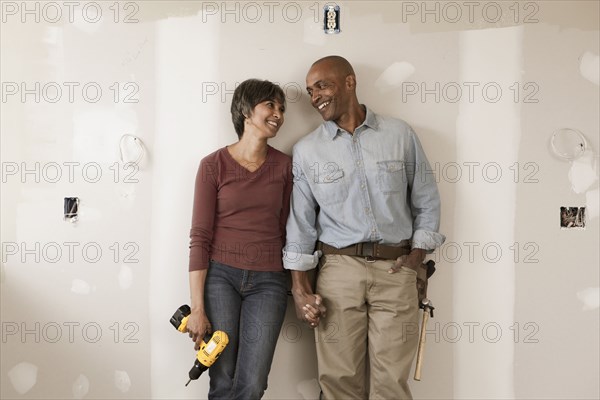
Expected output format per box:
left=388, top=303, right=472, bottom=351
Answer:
left=345, top=75, right=356, bottom=91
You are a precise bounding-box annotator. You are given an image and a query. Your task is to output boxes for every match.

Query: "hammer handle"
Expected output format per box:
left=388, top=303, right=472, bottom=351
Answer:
left=414, top=309, right=429, bottom=381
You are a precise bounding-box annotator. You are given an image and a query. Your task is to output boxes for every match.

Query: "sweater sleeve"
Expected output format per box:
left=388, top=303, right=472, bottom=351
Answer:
left=189, top=157, right=218, bottom=271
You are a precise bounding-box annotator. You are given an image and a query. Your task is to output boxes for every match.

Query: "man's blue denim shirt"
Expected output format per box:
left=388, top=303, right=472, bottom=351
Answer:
left=283, top=107, right=445, bottom=271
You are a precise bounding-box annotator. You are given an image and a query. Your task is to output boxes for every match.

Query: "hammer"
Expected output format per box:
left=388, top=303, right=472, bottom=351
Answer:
left=414, top=298, right=434, bottom=381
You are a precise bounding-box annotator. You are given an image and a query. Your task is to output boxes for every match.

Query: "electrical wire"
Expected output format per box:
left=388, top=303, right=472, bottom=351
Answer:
left=119, top=134, right=145, bottom=165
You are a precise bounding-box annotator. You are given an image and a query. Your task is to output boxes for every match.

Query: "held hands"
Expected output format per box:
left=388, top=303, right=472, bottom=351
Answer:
left=292, top=291, right=326, bottom=328
left=388, top=249, right=426, bottom=274
left=185, top=308, right=212, bottom=351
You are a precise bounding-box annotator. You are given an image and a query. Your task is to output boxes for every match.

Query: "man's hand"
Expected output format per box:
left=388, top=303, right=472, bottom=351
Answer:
left=290, top=270, right=327, bottom=327
left=388, top=248, right=426, bottom=274
left=292, top=290, right=327, bottom=328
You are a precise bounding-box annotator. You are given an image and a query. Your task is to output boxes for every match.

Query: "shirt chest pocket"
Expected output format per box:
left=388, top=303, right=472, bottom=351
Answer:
left=377, top=160, right=408, bottom=194
left=311, top=165, right=349, bottom=206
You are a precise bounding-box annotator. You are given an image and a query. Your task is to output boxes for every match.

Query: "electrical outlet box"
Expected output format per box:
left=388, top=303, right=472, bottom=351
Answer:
left=324, top=5, right=340, bottom=34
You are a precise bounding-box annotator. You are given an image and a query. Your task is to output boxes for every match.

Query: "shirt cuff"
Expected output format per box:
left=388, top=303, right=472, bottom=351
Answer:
left=412, top=230, right=446, bottom=251
left=283, top=250, right=321, bottom=271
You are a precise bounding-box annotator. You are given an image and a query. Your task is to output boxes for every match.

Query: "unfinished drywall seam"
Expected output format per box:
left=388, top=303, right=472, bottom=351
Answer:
left=148, top=14, right=222, bottom=400
left=453, top=25, right=523, bottom=399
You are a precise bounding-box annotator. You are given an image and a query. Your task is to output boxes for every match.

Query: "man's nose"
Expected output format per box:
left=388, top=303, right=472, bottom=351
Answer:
left=311, top=90, right=320, bottom=104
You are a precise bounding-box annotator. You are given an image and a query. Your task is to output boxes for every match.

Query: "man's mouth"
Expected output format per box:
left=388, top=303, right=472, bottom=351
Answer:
left=317, top=101, right=330, bottom=111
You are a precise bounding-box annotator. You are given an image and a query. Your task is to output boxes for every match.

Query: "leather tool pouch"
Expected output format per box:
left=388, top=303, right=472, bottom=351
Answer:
left=416, top=260, right=436, bottom=304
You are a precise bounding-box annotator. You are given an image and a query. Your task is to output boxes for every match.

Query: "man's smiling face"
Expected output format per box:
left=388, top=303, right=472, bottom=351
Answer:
left=306, top=61, right=352, bottom=123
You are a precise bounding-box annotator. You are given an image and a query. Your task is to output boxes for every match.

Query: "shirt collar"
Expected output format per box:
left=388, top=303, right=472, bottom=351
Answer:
left=322, top=105, right=379, bottom=140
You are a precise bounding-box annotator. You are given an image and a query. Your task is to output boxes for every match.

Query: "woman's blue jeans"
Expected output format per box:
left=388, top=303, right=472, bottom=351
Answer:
left=204, top=260, right=289, bottom=400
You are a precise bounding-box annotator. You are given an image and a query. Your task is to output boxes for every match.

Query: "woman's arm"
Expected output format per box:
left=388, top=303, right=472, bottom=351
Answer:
left=186, top=269, right=211, bottom=350
left=187, top=157, right=218, bottom=348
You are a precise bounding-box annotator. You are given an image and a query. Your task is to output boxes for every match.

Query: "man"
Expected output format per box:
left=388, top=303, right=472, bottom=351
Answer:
left=284, top=56, right=445, bottom=399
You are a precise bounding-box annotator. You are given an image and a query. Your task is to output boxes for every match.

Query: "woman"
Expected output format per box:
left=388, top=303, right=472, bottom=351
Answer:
left=186, top=79, right=292, bottom=399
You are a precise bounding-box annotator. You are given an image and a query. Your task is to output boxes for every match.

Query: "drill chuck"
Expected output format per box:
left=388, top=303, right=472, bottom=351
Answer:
left=187, top=359, right=207, bottom=386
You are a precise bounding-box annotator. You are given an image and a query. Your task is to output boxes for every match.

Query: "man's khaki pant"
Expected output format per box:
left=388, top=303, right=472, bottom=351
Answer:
left=315, top=255, right=419, bottom=400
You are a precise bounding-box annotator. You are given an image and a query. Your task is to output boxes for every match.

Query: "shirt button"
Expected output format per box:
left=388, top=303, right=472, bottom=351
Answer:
left=365, top=207, right=371, bottom=213
left=356, top=161, right=361, bottom=166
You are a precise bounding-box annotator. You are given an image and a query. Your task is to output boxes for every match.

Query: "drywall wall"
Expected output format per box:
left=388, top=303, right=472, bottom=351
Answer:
left=1, top=1, right=598, bottom=399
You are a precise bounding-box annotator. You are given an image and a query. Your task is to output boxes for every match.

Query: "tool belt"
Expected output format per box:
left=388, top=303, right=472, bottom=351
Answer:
left=316, top=241, right=410, bottom=261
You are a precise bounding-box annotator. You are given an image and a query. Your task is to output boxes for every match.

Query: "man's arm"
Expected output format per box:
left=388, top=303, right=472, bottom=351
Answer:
left=390, top=129, right=445, bottom=273
left=290, top=271, right=325, bottom=327
left=407, top=128, right=445, bottom=250
left=284, top=156, right=326, bottom=326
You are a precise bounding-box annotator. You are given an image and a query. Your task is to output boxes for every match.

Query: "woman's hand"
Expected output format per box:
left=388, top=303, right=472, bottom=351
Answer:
left=185, top=308, right=212, bottom=351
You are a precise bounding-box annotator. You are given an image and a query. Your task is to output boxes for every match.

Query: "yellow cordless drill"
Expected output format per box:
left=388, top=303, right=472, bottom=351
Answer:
left=170, top=305, right=229, bottom=386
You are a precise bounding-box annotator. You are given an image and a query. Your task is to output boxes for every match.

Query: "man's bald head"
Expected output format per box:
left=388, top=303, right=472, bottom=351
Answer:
left=311, top=56, right=355, bottom=79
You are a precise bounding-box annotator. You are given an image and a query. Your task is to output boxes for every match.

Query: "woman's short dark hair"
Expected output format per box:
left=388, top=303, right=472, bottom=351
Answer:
left=231, top=79, right=286, bottom=139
